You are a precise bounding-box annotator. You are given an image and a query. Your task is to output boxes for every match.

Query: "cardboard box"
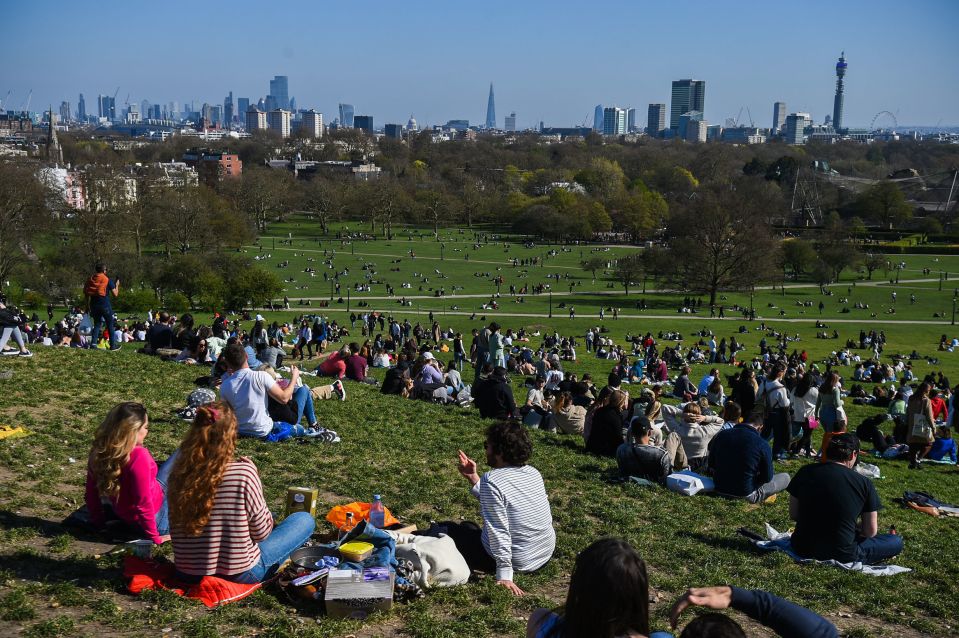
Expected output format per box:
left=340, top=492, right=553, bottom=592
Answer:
left=324, top=568, right=394, bottom=620
left=285, top=487, right=318, bottom=518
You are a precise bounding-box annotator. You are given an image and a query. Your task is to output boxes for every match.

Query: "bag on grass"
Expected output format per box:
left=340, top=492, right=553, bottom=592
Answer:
left=326, top=502, right=400, bottom=531
left=666, top=470, right=715, bottom=496
left=910, top=413, right=934, bottom=442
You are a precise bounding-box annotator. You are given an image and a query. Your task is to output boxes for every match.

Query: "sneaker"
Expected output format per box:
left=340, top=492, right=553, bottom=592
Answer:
left=333, top=379, right=347, bottom=401
left=18, top=350, right=33, bottom=358
left=110, top=345, right=122, bottom=352
left=1, top=350, right=18, bottom=356
left=304, top=426, right=340, bottom=443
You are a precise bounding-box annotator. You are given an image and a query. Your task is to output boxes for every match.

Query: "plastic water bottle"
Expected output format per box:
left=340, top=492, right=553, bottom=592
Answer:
left=369, top=494, right=385, bottom=529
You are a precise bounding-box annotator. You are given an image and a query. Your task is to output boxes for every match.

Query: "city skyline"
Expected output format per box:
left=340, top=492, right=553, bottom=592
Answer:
left=3, top=0, right=958, bottom=129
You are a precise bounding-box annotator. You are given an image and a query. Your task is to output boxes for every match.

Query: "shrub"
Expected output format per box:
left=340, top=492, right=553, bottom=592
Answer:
left=114, top=289, right=159, bottom=313
left=163, top=292, right=190, bottom=314
left=19, top=291, right=47, bottom=309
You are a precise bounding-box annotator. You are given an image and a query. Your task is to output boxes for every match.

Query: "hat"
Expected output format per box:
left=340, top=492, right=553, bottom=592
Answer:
left=422, top=352, right=435, bottom=360
left=188, top=388, right=217, bottom=408
left=255, top=314, right=264, bottom=321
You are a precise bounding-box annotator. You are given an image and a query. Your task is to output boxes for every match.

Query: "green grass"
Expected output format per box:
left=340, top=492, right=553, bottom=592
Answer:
left=4, top=226, right=959, bottom=636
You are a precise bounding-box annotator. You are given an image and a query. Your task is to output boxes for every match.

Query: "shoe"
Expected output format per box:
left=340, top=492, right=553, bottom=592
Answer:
left=333, top=379, right=347, bottom=401
left=908, top=461, right=918, bottom=470
left=304, top=426, right=340, bottom=443
left=110, top=345, right=122, bottom=351
left=1, top=350, right=18, bottom=356
left=18, top=350, right=33, bottom=358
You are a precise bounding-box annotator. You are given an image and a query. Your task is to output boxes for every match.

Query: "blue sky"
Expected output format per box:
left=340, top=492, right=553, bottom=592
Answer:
left=3, top=0, right=957, bottom=128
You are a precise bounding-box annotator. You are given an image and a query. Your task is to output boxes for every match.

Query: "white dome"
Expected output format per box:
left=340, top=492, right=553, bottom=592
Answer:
left=407, top=114, right=417, bottom=130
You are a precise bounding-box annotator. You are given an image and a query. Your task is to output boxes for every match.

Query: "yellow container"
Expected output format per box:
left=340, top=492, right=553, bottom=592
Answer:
left=285, top=487, right=318, bottom=518
left=338, top=541, right=374, bottom=562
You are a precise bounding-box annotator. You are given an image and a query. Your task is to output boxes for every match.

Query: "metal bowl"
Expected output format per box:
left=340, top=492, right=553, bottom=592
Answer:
left=289, top=546, right=337, bottom=571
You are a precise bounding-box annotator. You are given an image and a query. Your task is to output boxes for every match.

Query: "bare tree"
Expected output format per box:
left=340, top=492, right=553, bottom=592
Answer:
left=0, top=161, right=52, bottom=292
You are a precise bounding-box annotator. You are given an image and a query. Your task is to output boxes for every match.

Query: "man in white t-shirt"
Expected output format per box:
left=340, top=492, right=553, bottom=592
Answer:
left=220, top=343, right=334, bottom=442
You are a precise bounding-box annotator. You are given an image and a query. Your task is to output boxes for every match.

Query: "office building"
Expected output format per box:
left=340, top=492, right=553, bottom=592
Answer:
left=59, top=102, right=71, bottom=123
left=784, top=112, right=811, bottom=145
left=354, top=115, right=373, bottom=133
left=670, top=79, right=706, bottom=131
left=77, top=94, right=86, bottom=121
left=445, top=119, right=469, bottom=131
left=833, top=52, right=847, bottom=132
left=485, top=83, right=496, bottom=129
left=384, top=123, right=403, bottom=139
left=268, top=109, right=292, bottom=137
left=593, top=104, right=604, bottom=131
left=603, top=107, right=628, bottom=136
left=338, top=103, right=355, bottom=128
left=678, top=110, right=703, bottom=140
left=236, top=98, right=249, bottom=121
left=722, top=127, right=767, bottom=144
left=269, top=75, right=289, bottom=111
left=149, top=104, right=161, bottom=120
left=626, top=108, right=637, bottom=132
left=505, top=112, right=517, bottom=132
left=301, top=110, right=323, bottom=138
left=224, top=92, right=234, bottom=127
left=98, top=95, right=116, bottom=120
left=707, top=124, right=723, bottom=141
left=685, top=119, right=707, bottom=143
left=246, top=106, right=267, bottom=132
left=647, top=103, right=666, bottom=136
left=772, top=101, right=786, bottom=132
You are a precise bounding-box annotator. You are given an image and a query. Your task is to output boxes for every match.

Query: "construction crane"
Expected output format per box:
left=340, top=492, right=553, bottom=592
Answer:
left=745, top=106, right=754, bottom=127
left=20, top=89, right=32, bottom=113
left=0, top=90, right=10, bottom=110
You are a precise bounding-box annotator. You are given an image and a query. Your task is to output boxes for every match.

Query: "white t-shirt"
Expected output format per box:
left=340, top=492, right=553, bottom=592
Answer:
left=220, top=368, right=276, bottom=438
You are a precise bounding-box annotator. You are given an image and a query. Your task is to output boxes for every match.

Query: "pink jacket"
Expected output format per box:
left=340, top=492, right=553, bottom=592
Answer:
left=85, top=446, right=164, bottom=543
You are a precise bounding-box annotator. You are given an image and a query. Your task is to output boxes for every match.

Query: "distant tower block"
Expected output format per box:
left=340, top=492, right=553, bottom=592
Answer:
left=832, top=52, right=847, bottom=132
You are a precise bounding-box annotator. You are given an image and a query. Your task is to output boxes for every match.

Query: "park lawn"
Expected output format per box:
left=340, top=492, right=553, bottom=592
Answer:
left=2, top=316, right=959, bottom=637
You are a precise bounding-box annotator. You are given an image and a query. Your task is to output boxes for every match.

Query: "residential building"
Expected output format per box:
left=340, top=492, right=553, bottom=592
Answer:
left=772, top=101, right=786, bottom=132
left=485, top=83, right=496, bottom=129
left=301, top=110, right=323, bottom=138
left=504, top=112, right=517, bottom=132
left=685, top=119, right=707, bottom=143
left=678, top=110, right=703, bottom=140
left=182, top=148, right=242, bottom=185
left=784, top=112, right=811, bottom=145
left=338, top=103, right=355, bottom=128
left=602, top=107, right=628, bottom=136
left=246, top=106, right=267, bottom=132
left=670, top=79, right=705, bottom=131
left=267, top=109, right=292, bottom=137
left=384, top=123, right=403, bottom=139
left=647, top=103, right=666, bottom=136
left=354, top=115, right=373, bottom=133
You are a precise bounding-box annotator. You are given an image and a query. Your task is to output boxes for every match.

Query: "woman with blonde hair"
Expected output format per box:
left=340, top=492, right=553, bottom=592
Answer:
left=84, top=402, right=173, bottom=545
left=168, top=402, right=314, bottom=584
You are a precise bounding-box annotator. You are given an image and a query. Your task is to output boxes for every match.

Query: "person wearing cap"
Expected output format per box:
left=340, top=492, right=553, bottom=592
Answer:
left=474, top=366, right=517, bottom=420
left=414, top=352, right=446, bottom=396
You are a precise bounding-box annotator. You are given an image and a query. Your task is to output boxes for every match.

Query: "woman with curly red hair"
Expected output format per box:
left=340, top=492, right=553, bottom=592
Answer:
left=167, top=402, right=315, bottom=584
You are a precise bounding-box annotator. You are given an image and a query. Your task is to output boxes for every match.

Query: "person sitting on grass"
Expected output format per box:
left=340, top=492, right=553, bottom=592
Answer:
left=526, top=537, right=838, bottom=638
left=345, top=342, right=378, bottom=385
left=660, top=402, right=724, bottom=472
left=708, top=413, right=791, bottom=504
left=84, top=402, right=175, bottom=545
left=175, top=336, right=213, bottom=365
left=219, top=343, right=330, bottom=441
left=474, top=365, right=517, bottom=419
left=616, top=415, right=678, bottom=484
left=788, top=433, right=904, bottom=565
left=672, top=366, right=698, bottom=400
left=551, top=391, right=587, bottom=435
left=452, top=421, right=555, bottom=596
left=168, top=402, right=315, bottom=584
left=0, top=299, right=32, bottom=357
left=586, top=389, right=629, bottom=457
left=315, top=345, right=349, bottom=379
left=927, top=425, right=957, bottom=463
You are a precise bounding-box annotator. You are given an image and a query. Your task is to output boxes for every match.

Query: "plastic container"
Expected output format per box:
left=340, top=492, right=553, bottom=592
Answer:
left=369, top=494, right=385, bottom=529
left=338, top=541, right=374, bottom=562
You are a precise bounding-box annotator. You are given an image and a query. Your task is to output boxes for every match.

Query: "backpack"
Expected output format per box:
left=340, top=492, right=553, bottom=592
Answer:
left=84, top=273, right=109, bottom=298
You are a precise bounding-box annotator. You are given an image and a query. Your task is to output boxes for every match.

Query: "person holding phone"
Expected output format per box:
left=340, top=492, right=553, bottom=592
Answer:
left=84, top=262, right=120, bottom=351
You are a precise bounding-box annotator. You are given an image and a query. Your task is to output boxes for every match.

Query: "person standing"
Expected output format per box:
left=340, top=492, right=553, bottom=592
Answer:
left=905, top=382, right=936, bottom=469
left=85, top=263, right=120, bottom=351
left=759, top=364, right=791, bottom=460
left=815, top=372, right=844, bottom=433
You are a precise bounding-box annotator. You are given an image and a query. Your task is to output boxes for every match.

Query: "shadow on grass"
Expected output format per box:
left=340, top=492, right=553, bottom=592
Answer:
left=677, top=530, right=758, bottom=553
left=0, top=509, right=126, bottom=544
left=0, top=545, right=120, bottom=587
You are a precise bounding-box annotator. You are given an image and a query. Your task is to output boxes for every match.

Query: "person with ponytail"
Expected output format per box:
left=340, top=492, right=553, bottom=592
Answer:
left=84, top=403, right=174, bottom=545
left=167, top=402, right=315, bottom=584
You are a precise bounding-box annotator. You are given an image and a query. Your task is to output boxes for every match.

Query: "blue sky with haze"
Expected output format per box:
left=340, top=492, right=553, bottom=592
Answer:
left=4, top=0, right=957, bottom=128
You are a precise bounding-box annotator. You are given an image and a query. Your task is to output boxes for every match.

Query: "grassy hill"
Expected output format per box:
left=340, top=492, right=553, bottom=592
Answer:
left=2, top=315, right=959, bottom=636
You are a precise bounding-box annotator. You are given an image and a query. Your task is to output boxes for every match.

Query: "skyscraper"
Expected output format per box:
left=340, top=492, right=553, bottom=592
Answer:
left=338, top=104, right=355, bottom=128
left=224, top=92, right=234, bottom=127
left=59, top=101, right=71, bottom=123
left=354, top=115, right=373, bottom=133
left=237, top=98, right=249, bottom=121
left=98, top=95, right=116, bottom=120
left=670, top=79, right=705, bottom=131
left=603, top=107, right=627, bottom=136
left=504, top=112, right=517, bottom=132
left=772, top=101, right=786, bottom=132
left=832, top=52, right=847, bottom=132
left=647, top=103, right=666, bottom=136
left=269, top=75, right=289, bottom=110
left=485, top=83, right=496, bottom=129
left=593, top=104, right=604, bottom=131
left=679, top=111, right=704, bottom=141
left=77, top=94, right=86, bottom=121
left=626, top=108, right=637, bottom=132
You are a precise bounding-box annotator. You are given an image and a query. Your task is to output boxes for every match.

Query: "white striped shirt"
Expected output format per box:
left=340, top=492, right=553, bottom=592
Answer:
left=471, top=465, right=555, bottom=581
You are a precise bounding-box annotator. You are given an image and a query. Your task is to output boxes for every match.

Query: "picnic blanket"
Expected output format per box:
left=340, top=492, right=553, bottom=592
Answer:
left=123, top=555, right=261, bottom=607
left=753, top=524, right=911, bottom=577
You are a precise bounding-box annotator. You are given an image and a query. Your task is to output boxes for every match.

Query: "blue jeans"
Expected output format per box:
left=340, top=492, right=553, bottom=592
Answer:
left=291, top=385, right=316, bottom=426
left=229, top=511, right=316, bottom=584
left=153, top=450, right=179, bottom=537
left=856, top=534, right=904, bottom=565
left=90, top=305, right=116, bottom=349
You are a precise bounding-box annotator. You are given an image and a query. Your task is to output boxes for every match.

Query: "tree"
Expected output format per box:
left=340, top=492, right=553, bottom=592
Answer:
left=616, top=189, right=669, bottom=239
left=664, top=185, right=780, bottom=306
left=0, top=162, right=53, bottom=292
left=856, top=181, right=912, bottom=229
left=227, top=167, right=293, bottom=232
left=575, top=158, right=626, bottom=204
left=415, top=186, right=456, bottom=239
left=614, top=253, right=645, bottom=296
left=781, top=238, right=817, bottom=278
left=581, top=256, right=607, bottom=280
left=916, top=216, right=943, bottom=241
left=862, top=253, right=886, bottom=280
left=815, top=240, right=862, bottom=283
left=298, top=178, right=346, bottom=235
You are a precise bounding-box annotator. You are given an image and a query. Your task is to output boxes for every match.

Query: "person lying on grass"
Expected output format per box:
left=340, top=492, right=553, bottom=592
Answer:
left=451, top=421, right=555, bottom=596
left=168, top=402, right=315, bottom=584
left=84, top=402, right=175, bottom=545
left=526, top=537, right=838, bottom=638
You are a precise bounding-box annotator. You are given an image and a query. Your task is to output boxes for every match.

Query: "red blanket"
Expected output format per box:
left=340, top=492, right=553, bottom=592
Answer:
left=123, top=556, right=261, bottom=608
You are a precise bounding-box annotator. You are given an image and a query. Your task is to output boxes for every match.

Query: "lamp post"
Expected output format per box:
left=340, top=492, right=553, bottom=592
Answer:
left=940, top=272, right=943, bottom=291
left=441, top=243, right=445, bottom=261
left=549, top=291, right=553, bottom=318
left=953, top=297, right=956, bottom=326
left=330, top=280, right=333, bottom=301
left=750, top=288, right=755, bottom=321
left=347, top=289, right=351, bottom=313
